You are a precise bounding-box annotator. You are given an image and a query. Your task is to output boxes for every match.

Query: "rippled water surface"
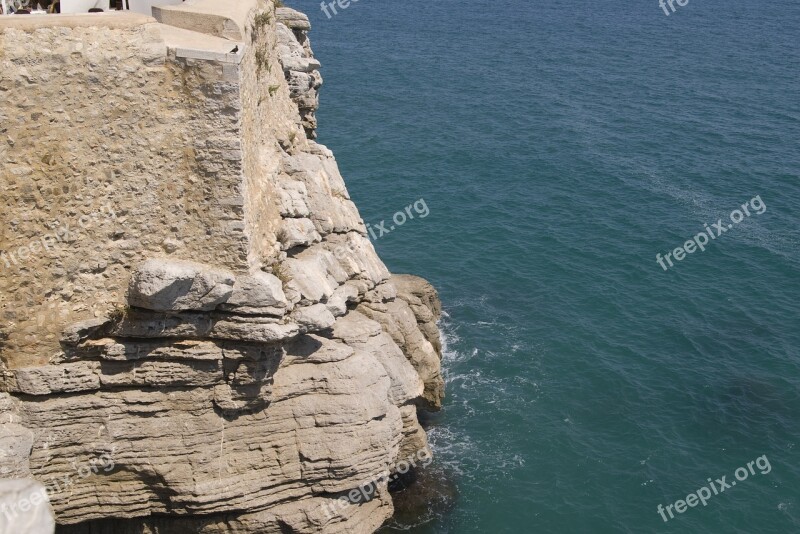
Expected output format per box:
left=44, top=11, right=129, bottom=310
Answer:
left=301, top=0, right=800, bottom=531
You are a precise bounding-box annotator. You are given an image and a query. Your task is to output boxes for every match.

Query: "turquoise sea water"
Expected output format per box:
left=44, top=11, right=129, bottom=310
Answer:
left=301, top=0, right=800, bottom=532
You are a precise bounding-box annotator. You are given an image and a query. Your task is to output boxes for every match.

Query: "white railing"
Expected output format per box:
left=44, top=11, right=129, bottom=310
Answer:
left=60, top=0, right=109, bottom=13
left=126, top=0, right=182, bottom=15
left=0, top=0, right=183, bottom=15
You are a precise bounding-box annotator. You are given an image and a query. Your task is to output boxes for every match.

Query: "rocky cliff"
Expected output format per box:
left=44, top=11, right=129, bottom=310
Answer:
left=0, top=2, right=444, bottom=532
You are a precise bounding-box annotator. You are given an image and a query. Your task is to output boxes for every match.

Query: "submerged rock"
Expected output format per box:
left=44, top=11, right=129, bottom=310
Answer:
left=380, top=464, right=459, bottom=531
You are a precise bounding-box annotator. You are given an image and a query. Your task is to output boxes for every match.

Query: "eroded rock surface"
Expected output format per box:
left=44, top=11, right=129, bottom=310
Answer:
left=276, top=7, right=322, bottom=139
left=0, top=2, right=443, bottom=533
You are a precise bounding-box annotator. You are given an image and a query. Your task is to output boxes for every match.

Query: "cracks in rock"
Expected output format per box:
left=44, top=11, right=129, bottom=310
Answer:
left=217, top=417, right=227, bottom=485
left=8, top=384, right=215, bottom=403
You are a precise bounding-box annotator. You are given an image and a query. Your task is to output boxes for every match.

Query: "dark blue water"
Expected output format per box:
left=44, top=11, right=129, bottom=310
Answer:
left=298, top=0, right=800, bottom=531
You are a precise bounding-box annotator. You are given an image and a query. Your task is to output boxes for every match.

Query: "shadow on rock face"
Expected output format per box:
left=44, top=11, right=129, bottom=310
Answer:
left=378, top=464, right=458, bottom=531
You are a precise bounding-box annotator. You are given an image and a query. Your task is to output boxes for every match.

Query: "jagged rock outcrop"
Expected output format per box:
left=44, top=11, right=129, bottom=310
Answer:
left=0, top=2, right=443, bottom=533
left=357, top=277, right=445, bottom=411
left=276, top=8, right=322, bottom=139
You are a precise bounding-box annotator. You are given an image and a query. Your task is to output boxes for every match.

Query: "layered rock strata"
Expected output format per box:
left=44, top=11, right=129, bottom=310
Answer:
left=0, top=2, right=443, bottom=532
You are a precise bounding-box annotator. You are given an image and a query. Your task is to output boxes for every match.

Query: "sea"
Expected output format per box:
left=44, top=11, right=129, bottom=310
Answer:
left=299, top=0, right=800, bottom=531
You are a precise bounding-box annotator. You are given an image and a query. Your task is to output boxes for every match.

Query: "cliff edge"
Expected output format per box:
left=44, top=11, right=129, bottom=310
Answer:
left=0, top=2, right=444, bottom=532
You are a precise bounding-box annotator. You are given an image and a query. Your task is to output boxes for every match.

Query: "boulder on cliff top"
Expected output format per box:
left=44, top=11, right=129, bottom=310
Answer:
left=128, top=259, right=235, bottom=312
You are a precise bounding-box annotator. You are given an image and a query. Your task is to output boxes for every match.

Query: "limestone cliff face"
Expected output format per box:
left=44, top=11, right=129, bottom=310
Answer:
left=0, top=2, right=443, bottom=532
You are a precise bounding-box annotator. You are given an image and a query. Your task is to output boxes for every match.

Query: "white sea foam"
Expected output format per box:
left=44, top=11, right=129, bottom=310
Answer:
left=428, top=313, right=532, bottom=484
